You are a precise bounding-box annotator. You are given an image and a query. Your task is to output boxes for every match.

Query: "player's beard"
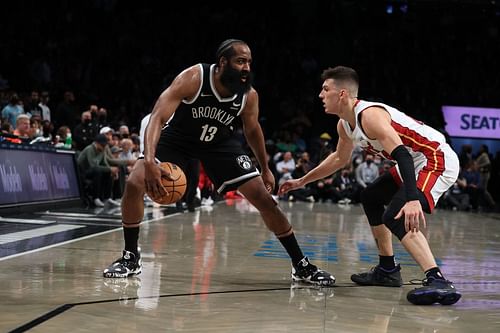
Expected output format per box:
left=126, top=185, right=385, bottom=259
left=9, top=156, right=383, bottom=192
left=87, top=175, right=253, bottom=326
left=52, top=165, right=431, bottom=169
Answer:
left=220, top=65, right=253, bottom=95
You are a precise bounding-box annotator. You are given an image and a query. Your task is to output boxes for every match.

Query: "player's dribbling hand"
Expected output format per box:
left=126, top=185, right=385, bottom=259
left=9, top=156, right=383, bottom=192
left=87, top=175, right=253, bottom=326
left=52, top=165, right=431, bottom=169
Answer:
left=144, top=162, right=170, bottom=200
left=261, top=169, right=275, bottom=194
left=395, top=200, right=427, bottom=233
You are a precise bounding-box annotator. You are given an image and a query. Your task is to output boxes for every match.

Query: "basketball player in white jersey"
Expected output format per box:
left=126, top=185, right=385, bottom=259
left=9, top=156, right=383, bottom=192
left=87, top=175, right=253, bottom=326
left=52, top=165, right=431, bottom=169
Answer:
left=279, top=66, right=461, bottom=305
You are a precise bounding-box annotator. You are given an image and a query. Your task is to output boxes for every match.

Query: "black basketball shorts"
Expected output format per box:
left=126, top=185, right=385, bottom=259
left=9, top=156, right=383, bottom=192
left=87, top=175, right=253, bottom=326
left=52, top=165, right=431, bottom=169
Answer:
left=156, top=138, right=260, bottom=194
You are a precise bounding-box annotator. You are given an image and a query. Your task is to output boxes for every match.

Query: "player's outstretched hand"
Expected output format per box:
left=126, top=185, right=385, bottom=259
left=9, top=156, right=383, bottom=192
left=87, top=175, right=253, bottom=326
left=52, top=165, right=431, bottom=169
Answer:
left=278, top=179, right=304, bottom=195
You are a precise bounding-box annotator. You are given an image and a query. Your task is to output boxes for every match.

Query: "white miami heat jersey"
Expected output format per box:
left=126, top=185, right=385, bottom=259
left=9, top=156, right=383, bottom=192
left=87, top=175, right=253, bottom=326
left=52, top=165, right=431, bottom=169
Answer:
left=342, top=100, right=459, bottom=210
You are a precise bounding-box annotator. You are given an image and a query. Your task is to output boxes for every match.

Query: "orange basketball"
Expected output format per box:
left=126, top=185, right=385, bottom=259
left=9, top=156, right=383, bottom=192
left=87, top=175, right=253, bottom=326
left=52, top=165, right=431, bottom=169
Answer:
left=151, top=162, right=187, bottom=205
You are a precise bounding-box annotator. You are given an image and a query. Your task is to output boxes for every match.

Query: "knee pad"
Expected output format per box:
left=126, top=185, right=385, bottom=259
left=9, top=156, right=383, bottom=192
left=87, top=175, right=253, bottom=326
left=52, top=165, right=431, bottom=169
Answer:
left=382, top=209, right=408, bottom=241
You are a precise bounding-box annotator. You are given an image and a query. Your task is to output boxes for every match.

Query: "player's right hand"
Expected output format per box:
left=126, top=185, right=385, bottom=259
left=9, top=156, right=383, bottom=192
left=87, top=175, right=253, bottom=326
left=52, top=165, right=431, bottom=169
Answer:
left=278, top=179, right=303, bottom=195
left=144, top=162, right=167, bottom=200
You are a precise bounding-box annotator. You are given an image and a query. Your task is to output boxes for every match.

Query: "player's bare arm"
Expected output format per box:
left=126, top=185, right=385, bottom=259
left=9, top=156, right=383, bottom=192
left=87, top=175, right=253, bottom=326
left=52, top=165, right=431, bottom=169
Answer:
left=241, top=89, right=275, bottom=192
left=144, top=65, right=201, bottom=199
left=279, top=121, right=354, bottom=195
left=361, top=107, right=426, bottom=232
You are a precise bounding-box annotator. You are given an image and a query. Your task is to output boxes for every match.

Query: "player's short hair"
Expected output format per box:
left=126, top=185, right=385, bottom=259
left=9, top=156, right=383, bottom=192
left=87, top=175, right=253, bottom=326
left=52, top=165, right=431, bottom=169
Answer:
left=215, top=39, right=247, bottom=65
left=321, top=66, right=359, bottom=87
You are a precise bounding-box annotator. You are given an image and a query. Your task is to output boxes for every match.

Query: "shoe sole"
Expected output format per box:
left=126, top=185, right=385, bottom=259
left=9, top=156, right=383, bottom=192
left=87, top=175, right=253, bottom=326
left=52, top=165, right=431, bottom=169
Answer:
left=103, top=268, right=142, bottom=278
left=407, top=290, right=462, bottom=305
left=351, top=276, right=403, bottom=287
left=292, top=276, right=336, bottom=287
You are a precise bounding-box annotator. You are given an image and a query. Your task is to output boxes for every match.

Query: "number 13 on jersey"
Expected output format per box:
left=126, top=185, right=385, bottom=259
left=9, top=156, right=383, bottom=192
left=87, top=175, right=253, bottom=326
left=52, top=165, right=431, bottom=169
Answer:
left=200, top=124, right=218, bottom=142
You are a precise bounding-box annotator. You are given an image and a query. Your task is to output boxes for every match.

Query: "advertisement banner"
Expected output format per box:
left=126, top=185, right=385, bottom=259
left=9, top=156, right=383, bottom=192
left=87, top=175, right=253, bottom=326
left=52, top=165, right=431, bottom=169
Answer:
left=442, top=105, right=500, bottom=139
left=0, top=148, right=80, bottom=206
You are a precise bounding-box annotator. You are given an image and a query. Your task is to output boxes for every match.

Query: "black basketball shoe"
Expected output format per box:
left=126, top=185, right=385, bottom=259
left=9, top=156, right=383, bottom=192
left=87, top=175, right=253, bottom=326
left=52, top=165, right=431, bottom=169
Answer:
left=407, top=277, right=461, bottom=305
left=351, top=264, right=403, bottom=287
left=103, top=250, right=142, bottom=278
left=291, top=257, right=335, bottom=287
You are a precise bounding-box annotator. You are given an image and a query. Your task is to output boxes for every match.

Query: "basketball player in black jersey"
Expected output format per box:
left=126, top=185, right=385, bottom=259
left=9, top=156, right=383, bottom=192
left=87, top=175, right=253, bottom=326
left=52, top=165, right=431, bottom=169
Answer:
left=103, top=39, right=335, bottom=287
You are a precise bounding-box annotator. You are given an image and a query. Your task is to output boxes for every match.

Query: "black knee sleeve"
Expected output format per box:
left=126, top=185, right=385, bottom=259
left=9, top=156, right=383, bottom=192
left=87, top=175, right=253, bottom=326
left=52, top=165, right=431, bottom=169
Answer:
left=361, top=172, right=399, bottom=227
left=382, top=210, right=407, bottom=241
left=382, top=187, right=430, bottom=241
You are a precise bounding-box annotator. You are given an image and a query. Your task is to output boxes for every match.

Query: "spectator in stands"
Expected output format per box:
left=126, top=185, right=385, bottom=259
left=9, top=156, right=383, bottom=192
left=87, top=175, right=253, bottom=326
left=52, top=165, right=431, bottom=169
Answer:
left=24, top=90, right=43, bottom=119
left=463, top=160, right=495, bottom=210
left=77, top=134, right=120, bottom=207
left=54, top=126, right=73, bottom=149
left=40, top=120, right=54, bottom=142
left=119, top=125, right=130, bottom=139
left=55, top=91, right=78, bottom=130
left=100, top=126, right=135, bottom=198
left=94, top=107, right=109, bottom=134
left=442, top=176, right=470, bottom=211
left=355, top=153, right=380, bottom=189
left=1, top=93, right=23, bottom=128
left=130, top=134, right=141, bottom=159
left=73, top=111, right=95, bottom=151
left=276, top=151, right=296, bottom=186
left=459, top=144, right=473, bottom=169
left=475, top=144, right=495, bottom=207
left=13, top=114, right=31, bottom=140
left=332, top=167, right=361, bottom=204
left=38, top=91, right=51, bottom=122
left=292, top=152, right=315, bottom=179
left=29, top=117, right=42, bottom=138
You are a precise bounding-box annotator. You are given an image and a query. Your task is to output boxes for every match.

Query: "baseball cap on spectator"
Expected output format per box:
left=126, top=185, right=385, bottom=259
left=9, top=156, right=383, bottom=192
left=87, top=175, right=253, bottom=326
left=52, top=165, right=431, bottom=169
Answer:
left=95, top=134, right=108, bottom=145
left=100, top=126, right=114, bottom=134
left=320, top=132, right=332, bottom=140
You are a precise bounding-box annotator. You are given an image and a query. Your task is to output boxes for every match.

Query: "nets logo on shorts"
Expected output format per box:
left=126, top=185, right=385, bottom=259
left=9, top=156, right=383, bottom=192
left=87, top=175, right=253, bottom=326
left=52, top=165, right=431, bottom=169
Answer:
left=236, top=155, right=252, bottom=170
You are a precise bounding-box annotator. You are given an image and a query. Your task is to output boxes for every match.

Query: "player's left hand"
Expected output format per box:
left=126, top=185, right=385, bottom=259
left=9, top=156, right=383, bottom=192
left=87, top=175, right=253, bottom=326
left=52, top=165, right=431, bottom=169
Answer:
left=395, top=200, right=426, bottom=233
left=261, top=168, right=275, bottom=193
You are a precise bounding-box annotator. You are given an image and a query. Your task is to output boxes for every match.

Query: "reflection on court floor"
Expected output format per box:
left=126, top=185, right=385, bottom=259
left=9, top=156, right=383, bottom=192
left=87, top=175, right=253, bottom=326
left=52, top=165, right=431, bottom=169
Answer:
left=1, top=200, right=500, bottom=332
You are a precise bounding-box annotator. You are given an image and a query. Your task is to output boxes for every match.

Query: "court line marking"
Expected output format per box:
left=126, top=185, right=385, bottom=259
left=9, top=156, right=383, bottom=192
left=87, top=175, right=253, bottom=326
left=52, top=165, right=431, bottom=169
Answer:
left=0, top=217, right=56, bottom=225
left=0, top=212, right=183, bottom=262
left=10, top=279, right=493, bottom=333
left=0, top=224, right=84, bottom=245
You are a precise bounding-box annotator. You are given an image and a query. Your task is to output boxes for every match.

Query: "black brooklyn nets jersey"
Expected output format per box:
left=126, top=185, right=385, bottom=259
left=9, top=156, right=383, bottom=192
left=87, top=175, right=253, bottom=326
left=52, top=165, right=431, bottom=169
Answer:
left=160, top=63, right=248, bottom=145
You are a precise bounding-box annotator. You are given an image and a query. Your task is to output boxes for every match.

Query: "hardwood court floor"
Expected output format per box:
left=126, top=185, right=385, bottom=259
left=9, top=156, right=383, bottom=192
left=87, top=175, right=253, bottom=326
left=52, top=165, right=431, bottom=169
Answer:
left=1, top=199, right=500, bottom=332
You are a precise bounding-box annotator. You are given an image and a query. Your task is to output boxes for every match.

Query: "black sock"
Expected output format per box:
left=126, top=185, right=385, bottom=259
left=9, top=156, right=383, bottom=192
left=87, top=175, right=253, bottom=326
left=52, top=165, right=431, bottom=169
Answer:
left=123, top=226, right=139, bottom=255
left=379, top=255, right=396, bottom=270
left=277, top=232, right=304, bottom=266
left=425, top=267, right=445, bottom=280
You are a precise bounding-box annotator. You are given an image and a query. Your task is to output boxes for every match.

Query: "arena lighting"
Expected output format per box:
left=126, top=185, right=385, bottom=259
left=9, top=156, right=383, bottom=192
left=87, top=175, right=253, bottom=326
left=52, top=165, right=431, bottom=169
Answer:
left=385, top=0, right=408, bottom=14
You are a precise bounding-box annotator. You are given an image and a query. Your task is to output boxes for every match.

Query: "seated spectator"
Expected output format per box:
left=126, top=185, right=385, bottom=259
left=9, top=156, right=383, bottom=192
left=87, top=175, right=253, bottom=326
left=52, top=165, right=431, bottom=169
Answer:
left=463, top=161, right=496, bottom=210
left=442, top=175, right=470, bottom=211
left=311, top=174, right=336, bottom=203
left=13, top=114, right=31, bottom=140
left=332, top=167, right=361, bottom=204
left=53, top=125, right=73, bottom=149
left=276, top=151, right=296, bottom=185
left=119, top=125, right=130, bottom=139
left=355, top=153, right=380, bottom=188
left=77, top=134, right=120, bottom=207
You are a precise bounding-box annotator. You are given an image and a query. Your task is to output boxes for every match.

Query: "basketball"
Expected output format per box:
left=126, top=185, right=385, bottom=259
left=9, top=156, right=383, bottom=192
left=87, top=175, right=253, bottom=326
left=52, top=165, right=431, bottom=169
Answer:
left=151, top=162, right=187, bottom=205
